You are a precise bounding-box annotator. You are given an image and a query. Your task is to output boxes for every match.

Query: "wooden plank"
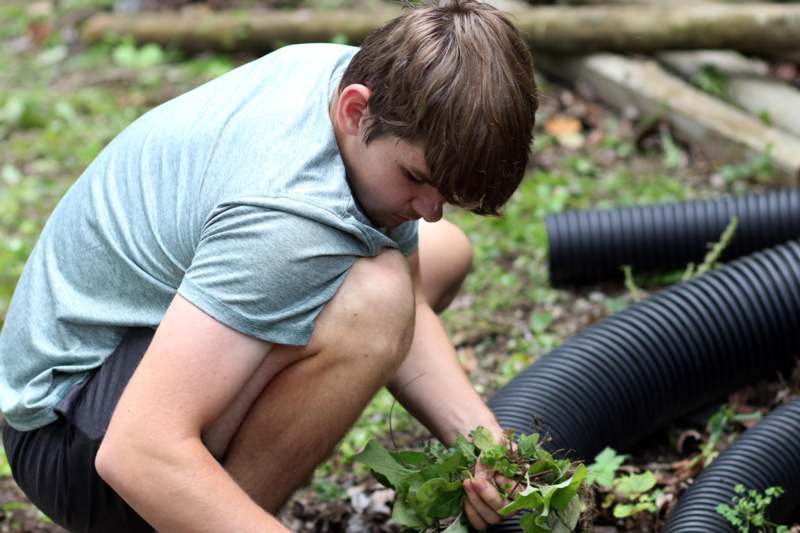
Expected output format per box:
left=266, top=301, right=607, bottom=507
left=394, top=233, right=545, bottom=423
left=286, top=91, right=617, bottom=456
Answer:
left=659, top=50, right=800, bottom=138
left=538, top=53, right=800, bottom=181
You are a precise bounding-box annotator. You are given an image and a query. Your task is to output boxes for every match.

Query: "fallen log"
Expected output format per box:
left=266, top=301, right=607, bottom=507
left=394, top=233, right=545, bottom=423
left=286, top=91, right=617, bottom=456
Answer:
left=82, top=3, right=800, bottom=54
left=537, top=53, right=800, bottom=181
left=658, top=50, right=800, bottom=138
left=83, top=8, right=401, bottom=53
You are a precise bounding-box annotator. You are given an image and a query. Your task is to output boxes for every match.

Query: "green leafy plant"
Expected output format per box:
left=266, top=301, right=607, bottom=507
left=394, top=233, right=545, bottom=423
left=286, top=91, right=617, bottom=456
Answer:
left=659, top=127, right=683, bottom=169
left=353, top=426, right=587, bottom=532
left=586, top=447, right=627, bottom=488
left=717, top=147, right=774, bottom=185
left=588, top=448, right=659, bottom=520
left=693, top=65, right=729, bottom=100
left=716, top=484, right=789, bottom=533
left=111, top=41, right=167, bottom=69
left=697, top=403, right=762, bottom=466
left=610, top=472, right=659, bottom=518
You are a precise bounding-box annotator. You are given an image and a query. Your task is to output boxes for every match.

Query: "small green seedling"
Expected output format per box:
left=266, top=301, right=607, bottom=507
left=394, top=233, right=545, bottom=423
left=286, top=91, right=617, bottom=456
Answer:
left=588, top=447, right=660, bottom=520
left=353, top=427, right=587, bottom=532
left=586, top=447, right=627, bottom=488
left=621, top=265, right=644, bottom=302
left=716, top=484, right=789, bottom=533
left=611, top=471, right=659, bottom=519
left=700, top=404, right=762, bottom=466
left=692, top=65, right=729, bottom=100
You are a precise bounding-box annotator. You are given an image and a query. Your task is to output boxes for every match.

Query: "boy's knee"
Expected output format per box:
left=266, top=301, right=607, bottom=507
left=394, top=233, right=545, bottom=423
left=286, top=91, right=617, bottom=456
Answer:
left=314, top=249, right=414, bottom=372
left=349, top=250, right=415, bottom=357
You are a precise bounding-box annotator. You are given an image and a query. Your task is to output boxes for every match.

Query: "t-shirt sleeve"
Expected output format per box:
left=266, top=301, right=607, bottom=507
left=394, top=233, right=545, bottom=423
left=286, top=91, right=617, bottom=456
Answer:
left=387, top=220, right=419, bottom=256
left=178, top=204, right=361, bottom=345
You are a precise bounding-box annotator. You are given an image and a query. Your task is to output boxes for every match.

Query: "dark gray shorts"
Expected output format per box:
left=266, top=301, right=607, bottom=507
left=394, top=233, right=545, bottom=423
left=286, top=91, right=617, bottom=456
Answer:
left=2, top=328, right=156, bottom=533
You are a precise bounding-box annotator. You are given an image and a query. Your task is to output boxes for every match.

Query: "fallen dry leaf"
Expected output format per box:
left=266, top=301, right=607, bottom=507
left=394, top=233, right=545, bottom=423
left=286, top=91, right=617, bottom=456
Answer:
left=544, top=115, right=582, bottom=136
left=27, top=21, right=52, bottom=46
left=544, top=114, right=585, bottom=148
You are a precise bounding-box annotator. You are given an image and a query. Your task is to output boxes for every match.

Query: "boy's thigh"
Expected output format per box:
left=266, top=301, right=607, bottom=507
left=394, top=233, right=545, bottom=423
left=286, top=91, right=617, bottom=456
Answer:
left=2, top=328, right=155, bottom=533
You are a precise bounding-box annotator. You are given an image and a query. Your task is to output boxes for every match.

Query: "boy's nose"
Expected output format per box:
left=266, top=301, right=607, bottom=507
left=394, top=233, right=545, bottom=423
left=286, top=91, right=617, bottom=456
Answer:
left=413, top=194, right=444, bottom=223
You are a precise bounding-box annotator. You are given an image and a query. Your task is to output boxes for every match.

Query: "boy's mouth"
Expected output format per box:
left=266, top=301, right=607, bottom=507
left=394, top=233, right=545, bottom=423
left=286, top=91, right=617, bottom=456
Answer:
left=392, top=213, right=415, bottom=226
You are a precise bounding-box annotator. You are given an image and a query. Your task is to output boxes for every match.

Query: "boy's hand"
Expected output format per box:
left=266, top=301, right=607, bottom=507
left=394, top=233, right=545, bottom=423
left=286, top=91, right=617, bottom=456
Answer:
left=462, top=457, right=516, bottom=530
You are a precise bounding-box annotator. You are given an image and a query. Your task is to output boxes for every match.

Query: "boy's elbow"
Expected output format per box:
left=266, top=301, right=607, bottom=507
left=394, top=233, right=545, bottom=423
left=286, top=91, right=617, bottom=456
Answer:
left=95, top=436, right=128, bottom=490
left=95, top=426, right=153, bottom=493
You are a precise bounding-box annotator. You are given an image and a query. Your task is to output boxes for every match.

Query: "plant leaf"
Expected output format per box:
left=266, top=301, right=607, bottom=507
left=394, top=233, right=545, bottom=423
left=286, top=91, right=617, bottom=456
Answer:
left=499, top=485, right=544, bottom=517
left=550, top=464, right=587, bottom=512
left=391, top=496, right=426, bottom=528
left=616, top=471, right=656, bottom=498
left=453, top=433, right=476, bottom=462
left=539, top=475, right=577, bottom=517
left=353, top=440, right=415, bottom=489
left=472, top=426, right=498, bottom=452
left=613, top=499, right=656, bottom=518
left=587, top=447, right=628, bottom=487
left=548, top=494, right=582, bottom=532
left=518, top=433, right=541, bottom=460
left=520, top=512, right=551, bottom=533
left=391, top=450, right=429, bottom=468
left=413, top=478, right=463, bottom=520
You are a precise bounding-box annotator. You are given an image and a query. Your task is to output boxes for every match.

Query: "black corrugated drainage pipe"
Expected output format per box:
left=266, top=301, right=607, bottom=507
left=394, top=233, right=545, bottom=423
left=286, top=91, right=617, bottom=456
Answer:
left=487, top=241, right=800, bottom=532
left=546, top=189, right=800, bottom=286
left=665, top=397, right=800, bottom=532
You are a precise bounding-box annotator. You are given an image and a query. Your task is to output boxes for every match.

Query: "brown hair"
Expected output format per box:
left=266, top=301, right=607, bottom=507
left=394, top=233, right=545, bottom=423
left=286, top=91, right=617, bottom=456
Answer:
left=339, top=0, right=537, bottom=215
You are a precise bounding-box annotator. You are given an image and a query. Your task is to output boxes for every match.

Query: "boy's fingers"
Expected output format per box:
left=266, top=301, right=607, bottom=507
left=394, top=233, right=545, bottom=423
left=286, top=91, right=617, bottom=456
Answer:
left=463, top=498, right=487, bottom=530
left=464, top=479, right=504, bottom=524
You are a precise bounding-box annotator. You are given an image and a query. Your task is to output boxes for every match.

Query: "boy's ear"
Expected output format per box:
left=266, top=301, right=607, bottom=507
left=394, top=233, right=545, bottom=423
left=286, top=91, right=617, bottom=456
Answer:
left=335, top=84, right=372, bottom=137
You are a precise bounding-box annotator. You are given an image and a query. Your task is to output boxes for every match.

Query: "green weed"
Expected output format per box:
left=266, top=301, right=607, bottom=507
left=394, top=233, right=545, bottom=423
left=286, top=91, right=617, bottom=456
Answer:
left=718, top=147, right=774, bottom=185
left=716, top=484, right=789, bottom=533
left=699, top=403, right=762, bottom=466
left=354, top=427, right=587, bottom=532
left=682, top=216, right=738, bottom=281
left=692, top=65, right=728, bottom=100
left=588, top=447, right=660, bottom=520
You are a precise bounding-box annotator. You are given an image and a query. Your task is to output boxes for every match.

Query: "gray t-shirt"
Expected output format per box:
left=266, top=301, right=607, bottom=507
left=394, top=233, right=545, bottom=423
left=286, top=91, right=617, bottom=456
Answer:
left=0, top=43, right=418, bottom=431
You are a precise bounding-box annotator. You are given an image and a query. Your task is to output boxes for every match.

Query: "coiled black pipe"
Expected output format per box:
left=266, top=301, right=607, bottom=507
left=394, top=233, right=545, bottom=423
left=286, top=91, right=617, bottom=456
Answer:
left=487, top=241, right=800, bottom=532
left=665, top=397, right=800, bottom=532
left=546, top=189, right=800, bottom=286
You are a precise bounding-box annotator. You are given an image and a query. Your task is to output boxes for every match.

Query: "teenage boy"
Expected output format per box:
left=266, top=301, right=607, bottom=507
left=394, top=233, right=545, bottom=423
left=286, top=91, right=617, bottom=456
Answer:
left=0, top=0, right=537, bottom=530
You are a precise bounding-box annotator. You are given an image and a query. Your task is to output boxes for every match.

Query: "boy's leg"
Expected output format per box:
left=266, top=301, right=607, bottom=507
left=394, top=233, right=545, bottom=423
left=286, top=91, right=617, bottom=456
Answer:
left=221, top=248, right=415, bottom=512
left=218, top=219, right=472, bottom=511
left=2, top=220, right=471, bottom=529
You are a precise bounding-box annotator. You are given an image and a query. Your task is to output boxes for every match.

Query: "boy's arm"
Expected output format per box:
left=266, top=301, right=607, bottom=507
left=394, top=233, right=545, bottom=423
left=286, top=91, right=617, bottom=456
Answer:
left=389, top=252, right=503, bottom=445
left=95, top=294, right=291, bottom=533
left=389, top=250, right=511, bottom=527
left=388, top=250, right=503, bottom=446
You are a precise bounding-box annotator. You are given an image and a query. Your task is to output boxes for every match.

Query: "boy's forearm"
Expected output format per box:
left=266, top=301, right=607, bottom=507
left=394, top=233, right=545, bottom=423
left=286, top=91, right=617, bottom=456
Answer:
left=387, top=302, right=504, bottom=446
left=97, top=436, right=290, bottom=533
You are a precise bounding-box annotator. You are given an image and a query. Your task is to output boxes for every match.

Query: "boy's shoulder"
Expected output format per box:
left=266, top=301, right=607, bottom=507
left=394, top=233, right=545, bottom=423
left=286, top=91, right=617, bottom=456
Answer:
left=269, top=42, right=358, bottom=58
left=256, top=43, right=359, bottom=71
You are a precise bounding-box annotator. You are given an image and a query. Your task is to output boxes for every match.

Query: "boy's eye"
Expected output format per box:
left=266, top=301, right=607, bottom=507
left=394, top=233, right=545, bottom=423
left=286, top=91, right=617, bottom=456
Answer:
left=405, top=171, right=424, bottom=185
